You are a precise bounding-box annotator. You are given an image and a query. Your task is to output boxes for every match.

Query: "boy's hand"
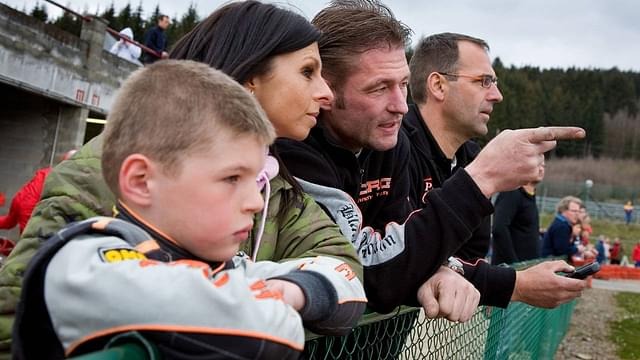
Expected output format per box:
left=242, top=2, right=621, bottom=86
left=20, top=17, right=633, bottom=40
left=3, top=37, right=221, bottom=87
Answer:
left=264, top=279, right=306, bottom=311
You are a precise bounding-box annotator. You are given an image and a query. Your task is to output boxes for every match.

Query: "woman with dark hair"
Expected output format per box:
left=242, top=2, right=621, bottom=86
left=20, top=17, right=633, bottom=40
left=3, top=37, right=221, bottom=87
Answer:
left=0, top=1, right=364, bottom=355
left=172, top=0, right=327, bottom=142
left=171, top=0, right=330, bottom=219
left=170, top=1, right=352, bottom=265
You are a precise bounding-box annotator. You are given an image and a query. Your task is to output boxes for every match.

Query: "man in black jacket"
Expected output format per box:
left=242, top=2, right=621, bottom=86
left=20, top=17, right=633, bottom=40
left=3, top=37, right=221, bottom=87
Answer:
left=142, top=14, right=170, bottom=64
left=404, top=31, right=584, bottom=308
left=492, top=182, right=541, bottom=265
left=278, top=1, right=586, bottom=321
left=404, top=33, right=534, bottom=263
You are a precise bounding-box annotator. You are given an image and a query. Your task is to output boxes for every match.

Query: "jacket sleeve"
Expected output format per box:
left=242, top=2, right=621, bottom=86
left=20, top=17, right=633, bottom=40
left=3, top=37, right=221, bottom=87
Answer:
left=491, top=191, right=520, bottom=264
left=279, top=137, right=495, bottom=313
left=129, top=43, right=142, bottom=59
left=455, top=216, right=491, bottom=261
left=44, top=236, right=305, bottom=358
left=253, top=176, right=363, bottom=281
left=0, top=135, right=114, bottom=349
left=458, top=258, right=516, bottom=308
left=241, top=256, right=366, bottom=336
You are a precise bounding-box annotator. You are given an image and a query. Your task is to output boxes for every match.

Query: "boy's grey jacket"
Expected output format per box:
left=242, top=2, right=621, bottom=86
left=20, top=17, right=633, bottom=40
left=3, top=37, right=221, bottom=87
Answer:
left=13, top=215, right=366, bottom=359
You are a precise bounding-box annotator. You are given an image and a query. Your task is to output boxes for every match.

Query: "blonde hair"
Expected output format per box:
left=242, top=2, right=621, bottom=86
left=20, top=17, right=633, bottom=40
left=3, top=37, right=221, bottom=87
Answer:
left=102, top=60, right=275, bottom=195
left=556, top=196, right=582, bottom=214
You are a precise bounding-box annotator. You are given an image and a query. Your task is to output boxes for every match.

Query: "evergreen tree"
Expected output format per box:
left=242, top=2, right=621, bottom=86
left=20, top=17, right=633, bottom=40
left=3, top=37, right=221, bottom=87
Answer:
left=30, top=3, right=48, bottom=22
left=131, top=1, right=145, bottom=42
left=146, top=4, right=161, bottom=32
left=52, top=7, right=82, bottom=36
left=178, top=3, right=199, bottom=33
left=99, top=2, right=116, bottom=28
left=166, top=3, right=199, bottom=47
left=114, top=2, right=133, bottom=32
left=164, top=12, right=180, bottom=48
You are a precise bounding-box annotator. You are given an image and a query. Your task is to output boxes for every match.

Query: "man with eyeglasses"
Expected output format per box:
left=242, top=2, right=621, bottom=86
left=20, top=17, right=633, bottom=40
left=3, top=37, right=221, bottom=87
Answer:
left=403, top=32, right=587, bottom=309
left=404, top=33, right=502, bottom=260
left=542, top=196, right=583, bottom=258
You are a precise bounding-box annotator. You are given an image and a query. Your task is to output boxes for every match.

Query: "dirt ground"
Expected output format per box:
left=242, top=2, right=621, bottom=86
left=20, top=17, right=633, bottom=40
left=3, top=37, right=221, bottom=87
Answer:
left=555, top=288, right=619, bottom=360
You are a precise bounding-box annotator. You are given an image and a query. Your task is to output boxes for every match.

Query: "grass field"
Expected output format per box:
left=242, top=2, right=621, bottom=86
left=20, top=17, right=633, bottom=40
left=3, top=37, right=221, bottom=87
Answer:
left=610, top=292, right=640, bottom=359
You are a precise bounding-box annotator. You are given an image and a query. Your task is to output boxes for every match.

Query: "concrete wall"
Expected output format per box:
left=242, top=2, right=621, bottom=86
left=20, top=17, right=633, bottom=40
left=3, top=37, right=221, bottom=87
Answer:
left=0, top=3, right=138, bottom=115
left=0, top=4, right=138, bottom=238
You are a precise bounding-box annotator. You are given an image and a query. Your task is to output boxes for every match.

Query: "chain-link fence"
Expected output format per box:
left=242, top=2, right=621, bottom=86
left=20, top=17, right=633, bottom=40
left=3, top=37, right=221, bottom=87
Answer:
left=305, top=301, right=575, bottom=360
left=306, top=259, right=576, bottom=360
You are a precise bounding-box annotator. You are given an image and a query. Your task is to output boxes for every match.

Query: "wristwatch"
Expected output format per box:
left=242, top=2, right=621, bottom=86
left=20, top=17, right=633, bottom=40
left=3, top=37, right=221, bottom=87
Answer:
left=444, top=256, right=465, bottom=276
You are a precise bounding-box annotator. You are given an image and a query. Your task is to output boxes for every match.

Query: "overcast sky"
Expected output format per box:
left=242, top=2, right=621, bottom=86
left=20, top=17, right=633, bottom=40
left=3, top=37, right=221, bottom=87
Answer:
left=3, top=0, right=639, bottom=71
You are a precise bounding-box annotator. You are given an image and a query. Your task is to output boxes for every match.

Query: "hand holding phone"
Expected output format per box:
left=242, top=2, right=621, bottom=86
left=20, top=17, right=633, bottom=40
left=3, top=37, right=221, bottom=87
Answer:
left=565, top=262, right=600, bottom=279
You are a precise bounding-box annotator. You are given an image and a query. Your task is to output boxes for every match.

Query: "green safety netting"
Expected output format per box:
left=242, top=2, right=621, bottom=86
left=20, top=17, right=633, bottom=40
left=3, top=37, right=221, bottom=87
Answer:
left=305, top=259, right=576, bottom=359
left=305, top=300, right=575, bottom=360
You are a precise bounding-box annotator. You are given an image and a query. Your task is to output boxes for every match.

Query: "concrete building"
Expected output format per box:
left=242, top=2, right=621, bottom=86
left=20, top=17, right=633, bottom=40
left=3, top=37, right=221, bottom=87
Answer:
left=0, top=3, right=137, bottom=239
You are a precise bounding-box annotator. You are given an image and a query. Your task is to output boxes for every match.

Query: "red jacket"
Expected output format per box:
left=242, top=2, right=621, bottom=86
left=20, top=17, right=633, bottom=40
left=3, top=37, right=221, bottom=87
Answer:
left=0, top=167, right=51, bottom=234
left=633, top=245, right=640, bottom=262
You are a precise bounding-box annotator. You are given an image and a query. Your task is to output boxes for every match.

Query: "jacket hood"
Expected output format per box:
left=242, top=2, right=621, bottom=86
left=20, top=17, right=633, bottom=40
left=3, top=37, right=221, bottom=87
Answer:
left=119, top=27, right=134, bottom=39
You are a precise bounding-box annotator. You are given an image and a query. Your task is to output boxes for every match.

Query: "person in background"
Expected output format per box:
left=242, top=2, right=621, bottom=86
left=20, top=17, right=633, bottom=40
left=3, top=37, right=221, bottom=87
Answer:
left=569, top=223, right=586, bottom=263
left=0, top=168, right=49, bottom=236
left=12, top=61, right=365, bottom=359
left=492, top=180, right=542, bottom=265
left=632, top=241, right=640, bottom=267
left=624, top=201, right=634, bottom=225
left=609, top=238, right=623, bottom=265
left=109, top=27, right=142, bottom=66
left=0, top=150, right=76, bottom=235
left=542, top=196, right=582, bottom=260
left=579, top=208, right=592, bottom=241
left=604, top=237, right=611, bottom=264
left=142, top=14, right=170, bottom=64
left=595, top=236, right=606, bottom=264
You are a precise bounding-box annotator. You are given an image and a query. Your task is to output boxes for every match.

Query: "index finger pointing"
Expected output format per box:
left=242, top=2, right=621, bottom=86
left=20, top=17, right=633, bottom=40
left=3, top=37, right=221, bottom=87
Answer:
left=528, top=126, right=586, bottom=143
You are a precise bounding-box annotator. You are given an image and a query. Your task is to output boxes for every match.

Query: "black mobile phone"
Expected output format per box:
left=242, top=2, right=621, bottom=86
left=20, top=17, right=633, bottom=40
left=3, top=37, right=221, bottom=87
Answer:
left=565, top=262, right=600, bottom=279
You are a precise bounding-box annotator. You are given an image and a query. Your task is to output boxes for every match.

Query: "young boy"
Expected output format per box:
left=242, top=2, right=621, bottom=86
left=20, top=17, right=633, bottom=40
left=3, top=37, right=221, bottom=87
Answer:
left=13, top=61, right=366, bottom=359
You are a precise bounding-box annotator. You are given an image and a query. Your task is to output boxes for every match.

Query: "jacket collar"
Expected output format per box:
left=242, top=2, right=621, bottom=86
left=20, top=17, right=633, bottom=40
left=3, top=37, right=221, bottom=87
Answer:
left=115, top=201, right=225, bottom=269
left=404, top=104, right=481, bottom=182
left=310, top=120, right=372, bottom=167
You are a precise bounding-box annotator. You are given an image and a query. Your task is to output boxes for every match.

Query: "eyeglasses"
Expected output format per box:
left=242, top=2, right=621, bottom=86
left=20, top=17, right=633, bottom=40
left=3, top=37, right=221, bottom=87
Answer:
left=438, top=72, right=498, bottom=88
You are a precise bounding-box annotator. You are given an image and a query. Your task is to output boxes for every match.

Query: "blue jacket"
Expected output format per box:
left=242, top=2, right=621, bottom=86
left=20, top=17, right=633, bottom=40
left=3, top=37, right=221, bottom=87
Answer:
left=595, top=241, right=606, bottom=263
left=142, top=26, right=166, bottom=64
left=542, top=214, right=576, bottom=258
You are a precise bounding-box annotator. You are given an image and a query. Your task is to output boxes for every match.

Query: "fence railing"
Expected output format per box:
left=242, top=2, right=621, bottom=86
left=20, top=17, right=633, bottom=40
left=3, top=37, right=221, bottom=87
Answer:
left=538, top=180, right=638, bottom=206
left=537, top=194, right=637, bottom=223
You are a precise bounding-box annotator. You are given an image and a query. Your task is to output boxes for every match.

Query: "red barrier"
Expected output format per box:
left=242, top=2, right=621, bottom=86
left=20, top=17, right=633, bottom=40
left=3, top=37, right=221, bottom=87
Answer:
left=593, top=265, right=640, bottom=280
